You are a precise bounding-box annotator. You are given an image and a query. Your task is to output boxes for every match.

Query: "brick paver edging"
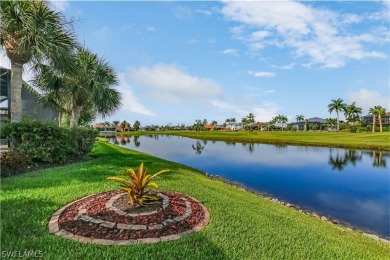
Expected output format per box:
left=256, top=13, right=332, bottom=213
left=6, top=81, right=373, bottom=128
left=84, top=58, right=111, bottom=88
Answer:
left=48, top=191, right=210, bottom=245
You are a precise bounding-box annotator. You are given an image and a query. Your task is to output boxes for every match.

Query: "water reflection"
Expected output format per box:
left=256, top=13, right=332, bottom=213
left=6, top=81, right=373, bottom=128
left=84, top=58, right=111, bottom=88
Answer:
left=371, top=151, right=390, bottom=168
left=242, top=142, right=255, bottom=153
left=328, top=149, right=363, bottom=171
left=192, top=140, right=205, bottom=155
left=133, top=136, right=141, bottom=147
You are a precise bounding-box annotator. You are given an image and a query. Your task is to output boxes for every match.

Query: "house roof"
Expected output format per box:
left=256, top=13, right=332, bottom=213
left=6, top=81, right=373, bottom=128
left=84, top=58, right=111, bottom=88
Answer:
left=204, top=124, right=214, bottom=129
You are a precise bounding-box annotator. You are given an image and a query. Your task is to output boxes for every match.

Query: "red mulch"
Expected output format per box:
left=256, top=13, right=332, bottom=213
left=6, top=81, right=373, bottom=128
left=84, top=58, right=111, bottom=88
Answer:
left=58, top=191, right=205, bottom=240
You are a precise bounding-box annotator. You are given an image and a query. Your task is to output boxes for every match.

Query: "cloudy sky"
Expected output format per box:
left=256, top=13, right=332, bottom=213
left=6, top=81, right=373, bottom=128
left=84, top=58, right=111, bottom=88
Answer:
left=3, top=1, right=390, bottom=126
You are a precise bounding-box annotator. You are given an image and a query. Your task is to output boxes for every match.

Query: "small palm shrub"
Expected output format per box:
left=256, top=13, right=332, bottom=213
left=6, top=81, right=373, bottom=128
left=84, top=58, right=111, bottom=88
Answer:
left=107, top=162, right=169, bottom=206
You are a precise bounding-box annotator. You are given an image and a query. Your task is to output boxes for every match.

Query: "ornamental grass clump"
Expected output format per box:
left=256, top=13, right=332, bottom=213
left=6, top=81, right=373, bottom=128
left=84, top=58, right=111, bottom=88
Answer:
left=107, top=162, right=169, bottom=207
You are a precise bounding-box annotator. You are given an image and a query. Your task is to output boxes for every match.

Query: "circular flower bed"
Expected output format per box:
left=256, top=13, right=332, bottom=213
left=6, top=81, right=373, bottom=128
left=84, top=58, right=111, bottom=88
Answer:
left=48, top=190, right=210, bottom=245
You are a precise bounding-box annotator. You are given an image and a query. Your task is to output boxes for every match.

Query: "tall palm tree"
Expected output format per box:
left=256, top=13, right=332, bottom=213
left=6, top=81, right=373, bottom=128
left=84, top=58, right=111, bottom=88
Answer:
left=133, top=120, right=141, bottom=131
left=34, top=48, right=122, bottom=127
left=33, top=72, right=71, bottom=127
left=371, top=106, right=386, bottom=133
left=1, top=1, right=77, bottom=122
left=296, top=115, right=304, bottom=122
left=328, top=98, right=347, bottom=131
left=279, top=115, right=288, bottom=131
left=344, top=102, right=362, bottom=125
left=368, top=106, right=377, bottom=132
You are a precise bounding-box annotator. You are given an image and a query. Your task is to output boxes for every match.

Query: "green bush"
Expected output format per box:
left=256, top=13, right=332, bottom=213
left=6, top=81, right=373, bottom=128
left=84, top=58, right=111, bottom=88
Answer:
left=69, top=127, right=99, bottom=155
left=350, top=126, right=358, bottom=133
left=0, top=151, right=31, bottom=177
left=2, top=120, right=98, bottom=163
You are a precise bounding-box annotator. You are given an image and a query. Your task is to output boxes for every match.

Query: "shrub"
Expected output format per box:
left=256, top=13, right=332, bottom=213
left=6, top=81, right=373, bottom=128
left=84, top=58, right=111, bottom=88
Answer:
left=0, top=151, right=31, bottom=177
left=350, top=126, right=358, bottom=133
left=2, top=120, right=98, bottom=163
left=107, top=162, right=170, bottom=206
left=69, top=127, right=99, bottom=155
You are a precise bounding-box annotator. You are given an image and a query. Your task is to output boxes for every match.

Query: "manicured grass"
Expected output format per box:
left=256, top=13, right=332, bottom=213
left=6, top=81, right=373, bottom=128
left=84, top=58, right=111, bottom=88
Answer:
left=125, top=130, right=390, bottom=151
left=1, top=140, right=389, bottom=259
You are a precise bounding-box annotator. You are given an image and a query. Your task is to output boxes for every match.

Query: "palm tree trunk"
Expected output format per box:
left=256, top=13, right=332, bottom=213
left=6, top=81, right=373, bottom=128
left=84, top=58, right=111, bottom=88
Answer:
left=70, top=105, right=82, bottom=128
left=10, top=61, right=24, bottom=122
left=372, top=115, right=376, bottom=132
left=58, top=111, right=62, bottom=127
left=336, top=111, right=340, bottom=131
left=379, top=114, right=382, bottom=132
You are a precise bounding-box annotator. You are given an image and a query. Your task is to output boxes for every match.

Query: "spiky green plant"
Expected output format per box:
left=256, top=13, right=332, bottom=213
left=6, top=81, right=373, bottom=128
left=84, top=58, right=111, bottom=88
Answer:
left=107, top=162, right=169, bottom=206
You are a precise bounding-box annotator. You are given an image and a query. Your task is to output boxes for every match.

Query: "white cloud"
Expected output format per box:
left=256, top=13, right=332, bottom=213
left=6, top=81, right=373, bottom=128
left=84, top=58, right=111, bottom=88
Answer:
left=253, top=102, right=281, bottom=122
left=196, top=9, right=212, bottom=16
left=221, top=1, right=387, bottom=68
left=146, top=26, right=156, bottom=31
left=222, top=49, right=237, bottom=55
left=117, top=73, right=156, bottom=117
left=270, top=63, right=295, bottom=70
left=95, top=26, right=111, bottom=41
left=48, top=0, right=69, bottom=12
left=347, top=88, right=390, bottom=114
left=130, top=64, right=222, bottom=104
left=248, top=71, right=276, bottom=77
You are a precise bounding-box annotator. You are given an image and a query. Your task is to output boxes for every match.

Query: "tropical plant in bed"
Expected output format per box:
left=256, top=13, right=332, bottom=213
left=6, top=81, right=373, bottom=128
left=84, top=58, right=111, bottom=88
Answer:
left=107, top=162, right=169, bottom=206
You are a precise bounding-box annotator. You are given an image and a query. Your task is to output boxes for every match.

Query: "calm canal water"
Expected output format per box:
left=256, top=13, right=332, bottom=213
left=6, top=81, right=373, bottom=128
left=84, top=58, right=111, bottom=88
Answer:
left=106, top=134, right=390, bottom=238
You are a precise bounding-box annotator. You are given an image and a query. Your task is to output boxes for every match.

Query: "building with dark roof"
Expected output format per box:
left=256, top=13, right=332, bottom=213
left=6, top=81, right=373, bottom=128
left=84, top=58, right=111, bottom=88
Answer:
left=290, top=117, right=327, bottom=131
left=361, top=112, right=390, bottom=126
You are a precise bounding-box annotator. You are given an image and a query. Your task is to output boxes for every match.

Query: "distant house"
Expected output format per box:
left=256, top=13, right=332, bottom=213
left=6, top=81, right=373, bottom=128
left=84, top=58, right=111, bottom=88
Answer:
left=290, top=117, right=326, bottom=131
left=204, top=124, right=215, bottom=130
left=92, top=123, right=116, bottom=132
left=115, top=125, right=130, bottom=132
left=361, top=112, right=390, bottom=126
left=225, top=122, right=242, bottom=131
left=248, top=122, right=271, bottom=131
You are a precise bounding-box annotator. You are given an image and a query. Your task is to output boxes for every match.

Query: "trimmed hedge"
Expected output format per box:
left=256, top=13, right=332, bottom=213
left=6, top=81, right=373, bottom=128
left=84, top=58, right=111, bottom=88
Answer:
left=1, top=120, right=98, bottom=163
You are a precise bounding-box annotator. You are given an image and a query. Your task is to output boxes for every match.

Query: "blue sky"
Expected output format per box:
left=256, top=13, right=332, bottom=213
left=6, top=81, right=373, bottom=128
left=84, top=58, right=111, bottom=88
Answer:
left=4, top=1, right=390, bottom=126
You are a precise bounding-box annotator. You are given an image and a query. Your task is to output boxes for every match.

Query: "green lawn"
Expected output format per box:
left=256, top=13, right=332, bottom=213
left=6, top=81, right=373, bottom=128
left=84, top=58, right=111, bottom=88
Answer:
left=1, top=140, right=389, bottom=259
left=128, top=131, right=390, bottom=151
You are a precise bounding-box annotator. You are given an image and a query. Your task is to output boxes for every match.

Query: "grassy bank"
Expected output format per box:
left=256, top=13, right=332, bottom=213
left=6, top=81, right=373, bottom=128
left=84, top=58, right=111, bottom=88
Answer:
left=119, top=131, right=390, bottom=151
left=1, top=140, right=389, bottom=259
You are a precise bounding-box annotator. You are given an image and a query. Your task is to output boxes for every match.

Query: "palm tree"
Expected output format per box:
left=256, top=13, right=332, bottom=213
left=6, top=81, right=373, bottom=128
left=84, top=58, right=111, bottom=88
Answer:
left=133, top=120, right=141, bottom=131
left=230, top=118, right=236, bottom=123
left=1, top=1, right=77, bottom=122
left=295, top=115, right=304, bottom=131
left=279, top=115, right=288, bottom=131
left=113, top=120, right=120, bottom=127
left=34, top=48, right=122, bottom=127
left=344, top=102, right=362, bottom=125
left=211, top=120, right=217, bottom=126
left=296, top=115, right=304, bottom=122
left=328, top=98, right=347, bottom=131
left=370, top=106, right=386, bottom=132
left=194, top=119, right=203, bottom=133
left=33, top=73, right=71, bottom=127
left=368, top=107, right=376, bottom=132
left=241, top=117, right=248, bottom=130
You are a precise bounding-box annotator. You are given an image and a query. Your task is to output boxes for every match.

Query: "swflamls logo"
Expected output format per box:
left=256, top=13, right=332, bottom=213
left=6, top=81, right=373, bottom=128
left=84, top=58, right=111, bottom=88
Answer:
left=1, top=250, right=43, bottom=258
